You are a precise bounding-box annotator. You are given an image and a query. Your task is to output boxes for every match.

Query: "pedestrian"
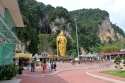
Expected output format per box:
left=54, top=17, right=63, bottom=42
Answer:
left=34, top=61, right=36, bottom=72
left=51, top=62, right=54, bottom=71
left=71, top=60, right=72, bottom=64
left=53, top=62, right=57, bottom=71
left=26, top=62, right=30, bottom=70
left=18, top=65, right=24, bottom=74
left=62, top=60, right=64, bottom=63
left=41, top=61, right=43, bottom=67
left=43, top=61, right=47, bottom=73
left=48, top=62, right=51, bottom=71
left=30, top=61, right=35, bottom=72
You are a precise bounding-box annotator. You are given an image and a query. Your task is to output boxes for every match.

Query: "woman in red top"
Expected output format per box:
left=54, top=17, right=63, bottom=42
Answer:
left=43, top=62, right=47, bottom=73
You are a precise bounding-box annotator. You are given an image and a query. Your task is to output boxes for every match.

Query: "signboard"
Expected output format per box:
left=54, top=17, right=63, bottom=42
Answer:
left=48, top=54, right=52, bottom=58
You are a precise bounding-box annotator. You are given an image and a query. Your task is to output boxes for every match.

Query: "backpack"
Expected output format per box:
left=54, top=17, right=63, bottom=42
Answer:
left=30, top=62, right=34, bottom=67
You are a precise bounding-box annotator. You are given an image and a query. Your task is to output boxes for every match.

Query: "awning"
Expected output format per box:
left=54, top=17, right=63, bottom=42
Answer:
left=15, top=53, right=32, bottom=58
left=0, top=0, right=24, bottom=27
left=79, top=54, right=97, bottom=57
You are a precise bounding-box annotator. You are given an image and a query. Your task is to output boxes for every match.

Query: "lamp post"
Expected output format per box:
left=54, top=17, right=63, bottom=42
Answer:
left=74, top=17, right=79, bottom=59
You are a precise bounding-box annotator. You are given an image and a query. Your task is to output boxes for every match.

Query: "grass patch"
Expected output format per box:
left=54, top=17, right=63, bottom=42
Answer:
left=101, top=70, right=125, bottom=78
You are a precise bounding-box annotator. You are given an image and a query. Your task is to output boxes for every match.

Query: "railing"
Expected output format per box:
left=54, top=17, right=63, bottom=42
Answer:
left=0, top=14, right=20, bottom=44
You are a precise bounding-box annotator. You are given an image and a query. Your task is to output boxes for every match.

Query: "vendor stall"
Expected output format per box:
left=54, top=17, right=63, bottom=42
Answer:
left=15, top=53, right=32, bottom=66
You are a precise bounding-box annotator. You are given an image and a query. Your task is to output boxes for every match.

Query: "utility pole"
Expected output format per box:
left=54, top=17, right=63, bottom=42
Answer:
left=74, top=17, right=79, bottom=58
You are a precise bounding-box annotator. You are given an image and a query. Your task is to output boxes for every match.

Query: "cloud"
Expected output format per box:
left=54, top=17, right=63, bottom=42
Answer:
left=36, top=0, right=125, bottom=31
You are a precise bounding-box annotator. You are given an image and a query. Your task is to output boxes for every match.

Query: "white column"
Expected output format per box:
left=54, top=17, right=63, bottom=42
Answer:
left=109, top=55, right=111, bottom=61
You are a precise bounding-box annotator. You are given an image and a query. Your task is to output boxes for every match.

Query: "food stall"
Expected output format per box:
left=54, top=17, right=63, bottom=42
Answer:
left=15, top=53, right=32, bottom=66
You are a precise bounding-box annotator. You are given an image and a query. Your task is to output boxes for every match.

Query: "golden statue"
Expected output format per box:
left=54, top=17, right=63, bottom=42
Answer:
left=56, top=30, right=67, bottom=56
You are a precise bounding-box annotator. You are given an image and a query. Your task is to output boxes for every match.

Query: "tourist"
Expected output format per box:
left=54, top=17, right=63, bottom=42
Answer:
left=62, top=60, right=64, bottom=63
left=51, top=62, right=54, bottom=71
left=30, top=61, right=35, bottom=72
left=48, top=62, right=51, bottom=71
left=71, top=60, right=72, bottom=64
left=18, top=65, right=24, bottom=74
left=53, top=62, right=57, bottom=71
left=26, top=62, right=30, bottom=70
left=43, top=61, right=47, bottom=73
left=41, top=61, right=43, bottom=67
left=34, top=61, right=36, bottom=72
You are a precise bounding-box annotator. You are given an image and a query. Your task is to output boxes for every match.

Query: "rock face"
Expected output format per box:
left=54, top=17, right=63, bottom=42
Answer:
left=98, top=17, right=124, bottom=42
left=16, top=17, right=73, bottom=52
left=15, top=16, right=124, bottom=52
left=50, top=17, right=66, bottom=34
left=15, top=41, right=30, bottom=53
left=15, top=43, right=25, bottom=53
left=38, top=16, right=73, bottom=41
left=38, top=15, right=51, bottom=34
left=49, top=17, right=73, bottom=41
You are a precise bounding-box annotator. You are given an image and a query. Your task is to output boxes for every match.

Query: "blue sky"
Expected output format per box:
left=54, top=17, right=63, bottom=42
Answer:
left=36, top=0, right=125, bottom=32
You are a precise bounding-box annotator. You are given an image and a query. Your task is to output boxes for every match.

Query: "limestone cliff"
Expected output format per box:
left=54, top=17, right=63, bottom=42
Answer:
left=98, top=17, right=124, bottom=42
left=16, top=16, right=124, bottom=53
left=38, top=16, right=73, bottom=41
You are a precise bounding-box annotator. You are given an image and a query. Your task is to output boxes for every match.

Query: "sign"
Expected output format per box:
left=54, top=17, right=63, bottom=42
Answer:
left=48, top=54, right=52, bottom=58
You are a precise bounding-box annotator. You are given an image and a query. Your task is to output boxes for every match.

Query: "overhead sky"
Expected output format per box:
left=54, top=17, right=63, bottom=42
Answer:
left=36, top=0, right=125, bottom=31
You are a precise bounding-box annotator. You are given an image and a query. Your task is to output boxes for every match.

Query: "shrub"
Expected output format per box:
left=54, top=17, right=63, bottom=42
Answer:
left=0, top=64, right=19, bottom=80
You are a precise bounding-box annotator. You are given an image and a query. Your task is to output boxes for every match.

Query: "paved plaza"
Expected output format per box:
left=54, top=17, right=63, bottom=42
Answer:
left=15, top=61, right=125, bottom=83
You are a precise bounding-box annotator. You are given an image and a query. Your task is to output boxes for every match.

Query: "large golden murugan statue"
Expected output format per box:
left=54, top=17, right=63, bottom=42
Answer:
left=56, top=30, right=67, bottom=56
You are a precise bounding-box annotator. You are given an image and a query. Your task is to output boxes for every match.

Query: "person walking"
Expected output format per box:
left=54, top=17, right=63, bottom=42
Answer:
left=43, top=61, right=47, bottom=73
left=34, top=61, right=36, bottom=72
left=51, top=62, right=54, bottom=71
left=30, top=61, right=35, bottom=72
left=18, top=65, right=24, bottom=74
left=26, top=62, right=30, bottom=70
left=53, top=62, right=57, bottom=71
left=48, top=62, right=51, bottom=71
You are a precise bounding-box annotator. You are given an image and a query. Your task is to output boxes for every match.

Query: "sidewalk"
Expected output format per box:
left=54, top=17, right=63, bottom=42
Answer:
left=15, top=62, right=125, bottom=83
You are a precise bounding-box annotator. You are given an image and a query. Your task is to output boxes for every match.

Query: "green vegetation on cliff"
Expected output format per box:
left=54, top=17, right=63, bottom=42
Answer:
left=17, top=0, right=125, bottom=55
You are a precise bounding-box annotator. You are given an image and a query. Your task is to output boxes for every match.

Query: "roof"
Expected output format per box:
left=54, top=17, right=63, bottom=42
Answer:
left=79, top=54, right=97, bottom=57
left=97, top=51, right=125, bottom=56
left=0, top=0, right=24, bottom=27
left=15, top=53, right=32, bottom=58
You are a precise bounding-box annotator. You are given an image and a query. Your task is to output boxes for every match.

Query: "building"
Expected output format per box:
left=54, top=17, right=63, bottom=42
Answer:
left=0, top=0, right=24, bottom=65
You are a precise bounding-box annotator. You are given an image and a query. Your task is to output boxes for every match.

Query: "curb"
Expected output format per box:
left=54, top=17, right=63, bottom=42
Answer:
left=86, top=71, right=125, bottom=83
left=21, top=67, right=95, bottom=77
left=0, top=79, right=22, bottom=83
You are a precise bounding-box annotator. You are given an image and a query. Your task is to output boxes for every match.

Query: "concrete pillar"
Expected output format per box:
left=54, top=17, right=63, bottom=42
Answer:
left=106, top=55, right=107, bottom=60
left=122, top=54, right=123, bottom=60
left=109, top=55, right=111, bottom=61
left=98, top=56, right=100, bottom=60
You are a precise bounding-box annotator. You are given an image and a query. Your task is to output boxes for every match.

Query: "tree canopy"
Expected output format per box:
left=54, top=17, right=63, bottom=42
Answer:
left=17, top=0, right=125, bottom=55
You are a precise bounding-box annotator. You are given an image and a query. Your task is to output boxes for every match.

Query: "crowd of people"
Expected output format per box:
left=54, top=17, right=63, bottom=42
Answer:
left=25, top=61, right=57, bottom=73
left=18, top=59, right=113, bottom=74
left=42, top=61, right=57, bottom=73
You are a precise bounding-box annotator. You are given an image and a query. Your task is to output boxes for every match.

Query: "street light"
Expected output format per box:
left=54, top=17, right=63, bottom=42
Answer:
left=74, top=17, right=79, bottom=58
